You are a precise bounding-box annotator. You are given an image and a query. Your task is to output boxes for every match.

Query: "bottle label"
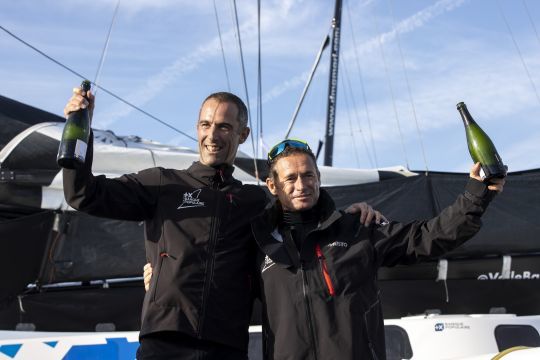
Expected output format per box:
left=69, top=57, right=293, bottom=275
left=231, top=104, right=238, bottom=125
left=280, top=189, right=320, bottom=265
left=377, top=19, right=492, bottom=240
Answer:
left=74, top=139, right=88, bottom=161
left=479, top=167, right=486, bottom=180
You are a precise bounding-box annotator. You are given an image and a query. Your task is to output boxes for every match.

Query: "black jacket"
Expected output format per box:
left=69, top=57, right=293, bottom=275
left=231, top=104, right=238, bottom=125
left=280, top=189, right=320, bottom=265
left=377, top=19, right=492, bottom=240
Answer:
left=251, top=179, right=495, bottom=360
left=63, top=135, right=267, bottom=351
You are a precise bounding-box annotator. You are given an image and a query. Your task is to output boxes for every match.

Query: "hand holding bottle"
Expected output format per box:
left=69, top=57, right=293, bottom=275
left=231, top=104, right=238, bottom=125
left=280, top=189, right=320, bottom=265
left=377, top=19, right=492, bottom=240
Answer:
left=457, top=102, right=507, bottom=180
left=470, top=162, right=505, bottom=193
left=63, top=86, right=95, bottom=123
left=57, top=81, right=93, bottom=169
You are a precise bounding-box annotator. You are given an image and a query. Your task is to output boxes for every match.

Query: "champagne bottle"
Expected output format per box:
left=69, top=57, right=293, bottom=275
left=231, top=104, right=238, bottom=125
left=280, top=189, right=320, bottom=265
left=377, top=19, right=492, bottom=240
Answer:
left=57, top=80, right=92, bottom=169
left=456, top=102, right=507, bottom=180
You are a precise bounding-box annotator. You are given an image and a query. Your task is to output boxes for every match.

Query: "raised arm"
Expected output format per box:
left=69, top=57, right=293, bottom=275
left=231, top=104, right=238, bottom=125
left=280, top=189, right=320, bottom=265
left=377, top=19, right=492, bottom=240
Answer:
left=62, top=86, right=159, bottom=221
left=372, top=163, right=505, bottom=267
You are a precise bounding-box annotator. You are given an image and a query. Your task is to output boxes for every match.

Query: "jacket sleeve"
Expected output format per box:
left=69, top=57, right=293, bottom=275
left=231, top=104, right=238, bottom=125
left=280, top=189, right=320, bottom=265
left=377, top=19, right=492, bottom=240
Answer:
left=370, top=178, right=495, bottom=267
left=63, top=132, right=160, bottom=221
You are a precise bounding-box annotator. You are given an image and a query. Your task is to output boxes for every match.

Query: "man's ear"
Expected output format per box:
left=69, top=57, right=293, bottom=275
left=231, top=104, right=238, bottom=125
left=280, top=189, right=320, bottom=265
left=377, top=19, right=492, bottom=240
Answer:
left=239, top=127, right=250, bottom=144
left=266, top=177, right=277, bottom=196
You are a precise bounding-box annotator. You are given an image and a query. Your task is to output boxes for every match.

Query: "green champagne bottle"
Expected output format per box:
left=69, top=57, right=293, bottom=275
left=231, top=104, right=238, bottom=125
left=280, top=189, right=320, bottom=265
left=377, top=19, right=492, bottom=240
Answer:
left=457, top=102, right=507, bottom=180
left=57, top=80, right=92, bottom=169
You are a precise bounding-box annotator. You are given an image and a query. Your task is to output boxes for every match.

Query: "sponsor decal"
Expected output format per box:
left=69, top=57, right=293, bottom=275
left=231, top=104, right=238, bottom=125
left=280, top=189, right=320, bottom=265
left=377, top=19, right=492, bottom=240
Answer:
left=0, top=337, right=138, bottom=359
left=477, top=271, right=540, bottom=280
left=434, top=322, right=470, bottom=332
left=262, top=255, right=275, bottom=274
left=177, top=189, right=205, bottom=209
left=328, top=241, right=348, bottom=248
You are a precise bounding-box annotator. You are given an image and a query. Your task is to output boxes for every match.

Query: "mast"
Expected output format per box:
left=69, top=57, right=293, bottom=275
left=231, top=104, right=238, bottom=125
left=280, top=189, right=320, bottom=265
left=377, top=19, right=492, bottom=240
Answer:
left=324, top=0, right=343, bottom=166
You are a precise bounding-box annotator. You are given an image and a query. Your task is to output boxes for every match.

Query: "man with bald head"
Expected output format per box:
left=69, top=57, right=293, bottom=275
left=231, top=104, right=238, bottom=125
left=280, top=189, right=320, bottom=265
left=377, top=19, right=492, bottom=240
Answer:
left=63, top=89, right=267, bottom=359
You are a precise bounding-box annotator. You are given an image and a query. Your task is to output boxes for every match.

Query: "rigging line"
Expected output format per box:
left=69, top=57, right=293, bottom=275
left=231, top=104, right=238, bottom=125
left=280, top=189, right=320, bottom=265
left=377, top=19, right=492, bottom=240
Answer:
left=232, top=0, right=260, bottom=180
left=338, top=70, right=361, bottom=167
left=92, top=0, right=121, bottom=97
left=213, top=0, right=232, bottom=92
left=344, top=0, right=379, bottom=167
left=95, top=86, right=197, bottom=141
left=388, top=0, right=428, bottom=174
left=496, top=0, right=540, bottom=106
left=0, top=24, right=197, bottom=142
left=522, top=0, right=540, bottom=49
left=373, top=11, right=410, bottom=169
left=340, top=57, right=375, bottom=168
left=256, top=0, right=262, bottom=161
left=284, top=34, right=331, bottom=139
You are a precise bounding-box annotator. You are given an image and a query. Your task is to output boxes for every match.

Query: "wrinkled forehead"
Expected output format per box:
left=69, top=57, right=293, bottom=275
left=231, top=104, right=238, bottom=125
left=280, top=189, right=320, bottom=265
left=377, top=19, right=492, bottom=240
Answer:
left=274, top=152, right=319, bottom=176
left=199, top=99, right=240, bottom=122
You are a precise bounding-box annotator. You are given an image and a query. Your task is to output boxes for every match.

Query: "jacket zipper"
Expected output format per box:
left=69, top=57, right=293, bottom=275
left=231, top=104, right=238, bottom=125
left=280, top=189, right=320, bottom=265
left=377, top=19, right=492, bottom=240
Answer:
left=364, top=299, right=381, bottom=360
left=315, top=244, right=335, bottom=297
left=197, top=184, right=221, bottom=337
left=151, top=254, right=165, bottom=302
left=300, top=263, right=319, bottom=360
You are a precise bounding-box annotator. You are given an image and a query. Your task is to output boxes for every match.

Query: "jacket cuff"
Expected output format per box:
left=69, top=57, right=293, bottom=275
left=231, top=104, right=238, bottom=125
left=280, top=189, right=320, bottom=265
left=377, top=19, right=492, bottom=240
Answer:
left=464, top=178, right=495, bottom=204
left=465, top=178, right=488, bottom=197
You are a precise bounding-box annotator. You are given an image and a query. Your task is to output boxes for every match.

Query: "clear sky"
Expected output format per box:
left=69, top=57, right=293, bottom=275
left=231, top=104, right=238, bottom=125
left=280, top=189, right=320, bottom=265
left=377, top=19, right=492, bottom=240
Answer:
left=1, top=0, right=539, bottom=173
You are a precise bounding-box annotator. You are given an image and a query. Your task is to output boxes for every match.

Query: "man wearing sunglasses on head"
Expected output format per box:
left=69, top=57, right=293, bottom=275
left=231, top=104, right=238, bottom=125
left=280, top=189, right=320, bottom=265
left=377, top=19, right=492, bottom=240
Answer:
left=249, top=139, right=505, bottom=360
left=62, top=88, right=383, bottom=360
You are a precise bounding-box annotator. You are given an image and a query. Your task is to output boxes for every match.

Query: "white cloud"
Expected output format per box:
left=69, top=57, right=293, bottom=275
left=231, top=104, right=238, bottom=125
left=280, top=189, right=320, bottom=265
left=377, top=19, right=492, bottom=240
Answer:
left=63, top=0, right=211, bottom=15
left=501, top=133, right=540, bottom=171
left=263, top=0, right=470, bottom=108
left=262, top=71, right=310, bottom=104
left=95, top=38, right=220, bottom=128
left=93, top=0, right=324, bottom=128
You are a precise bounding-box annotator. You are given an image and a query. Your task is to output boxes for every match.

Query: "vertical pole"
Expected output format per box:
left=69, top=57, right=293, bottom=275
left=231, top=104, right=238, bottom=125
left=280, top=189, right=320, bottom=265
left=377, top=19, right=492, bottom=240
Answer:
left=324, top=0, right=343, bottom=166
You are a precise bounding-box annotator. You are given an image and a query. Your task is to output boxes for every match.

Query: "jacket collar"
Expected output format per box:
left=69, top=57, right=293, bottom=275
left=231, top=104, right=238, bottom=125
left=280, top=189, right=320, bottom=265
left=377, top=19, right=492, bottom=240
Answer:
left=187, top=161, right=238, bottom=187
left=252, top=188, right=342, bottom=267
left=266, top=188, right=342, bottom=229
left=316, top=189, right=342, bottom=229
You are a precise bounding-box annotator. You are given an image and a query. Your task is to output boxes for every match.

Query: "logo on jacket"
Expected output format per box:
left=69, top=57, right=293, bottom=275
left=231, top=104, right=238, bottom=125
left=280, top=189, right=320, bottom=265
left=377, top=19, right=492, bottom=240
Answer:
left=328, top=241, right=348, bottom=248
left=262, top=255, right=275, bottom=274
left=178, top=189, right=205, bottom=209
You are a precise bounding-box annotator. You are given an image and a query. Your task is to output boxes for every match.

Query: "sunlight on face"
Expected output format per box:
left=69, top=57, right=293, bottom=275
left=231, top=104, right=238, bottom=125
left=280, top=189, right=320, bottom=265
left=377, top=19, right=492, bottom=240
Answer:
left=197, top=99, right=248, bottom=167
left=266, top=153, right=320, bottom=211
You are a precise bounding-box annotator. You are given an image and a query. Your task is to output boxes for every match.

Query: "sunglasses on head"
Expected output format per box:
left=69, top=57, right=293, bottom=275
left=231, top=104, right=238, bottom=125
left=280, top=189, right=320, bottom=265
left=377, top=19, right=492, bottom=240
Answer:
left=267, top=139, right=311, bottom=164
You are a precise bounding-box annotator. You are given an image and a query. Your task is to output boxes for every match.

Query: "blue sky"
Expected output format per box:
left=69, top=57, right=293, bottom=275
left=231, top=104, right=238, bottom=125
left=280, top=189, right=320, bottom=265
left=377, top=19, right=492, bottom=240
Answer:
left=1, top=0, right=539, bottom=172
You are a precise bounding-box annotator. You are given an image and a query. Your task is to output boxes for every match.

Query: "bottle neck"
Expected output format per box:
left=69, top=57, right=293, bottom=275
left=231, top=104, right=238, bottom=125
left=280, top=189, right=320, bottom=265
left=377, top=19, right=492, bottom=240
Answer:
left=458, top=105, right=476, bottom=127
left=81, top=80, right=91, bottom=100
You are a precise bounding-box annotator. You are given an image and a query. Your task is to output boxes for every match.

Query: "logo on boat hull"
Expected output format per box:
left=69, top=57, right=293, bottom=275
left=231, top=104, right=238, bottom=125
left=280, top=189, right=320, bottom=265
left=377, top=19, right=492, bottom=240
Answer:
left=477, top=271, right=540, bottom=280
left=434, top=322, right=470, bottom=332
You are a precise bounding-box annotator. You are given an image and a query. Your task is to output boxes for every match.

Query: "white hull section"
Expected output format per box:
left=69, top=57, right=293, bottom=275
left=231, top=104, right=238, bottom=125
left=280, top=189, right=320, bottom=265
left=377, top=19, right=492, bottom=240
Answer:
left=1, top=315, right=539, bottom=359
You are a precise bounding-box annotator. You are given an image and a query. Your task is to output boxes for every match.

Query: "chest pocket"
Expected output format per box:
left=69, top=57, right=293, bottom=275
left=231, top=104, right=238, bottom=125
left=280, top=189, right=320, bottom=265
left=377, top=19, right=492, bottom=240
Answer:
left=323, top=239, right=377, bottom=295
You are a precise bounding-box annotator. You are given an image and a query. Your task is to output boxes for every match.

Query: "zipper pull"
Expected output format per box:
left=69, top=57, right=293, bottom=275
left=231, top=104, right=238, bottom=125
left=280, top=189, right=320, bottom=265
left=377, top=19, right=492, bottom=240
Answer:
left=218, top=168, right=225, bottom=183
left=315, top=244, right=336, bottom=297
